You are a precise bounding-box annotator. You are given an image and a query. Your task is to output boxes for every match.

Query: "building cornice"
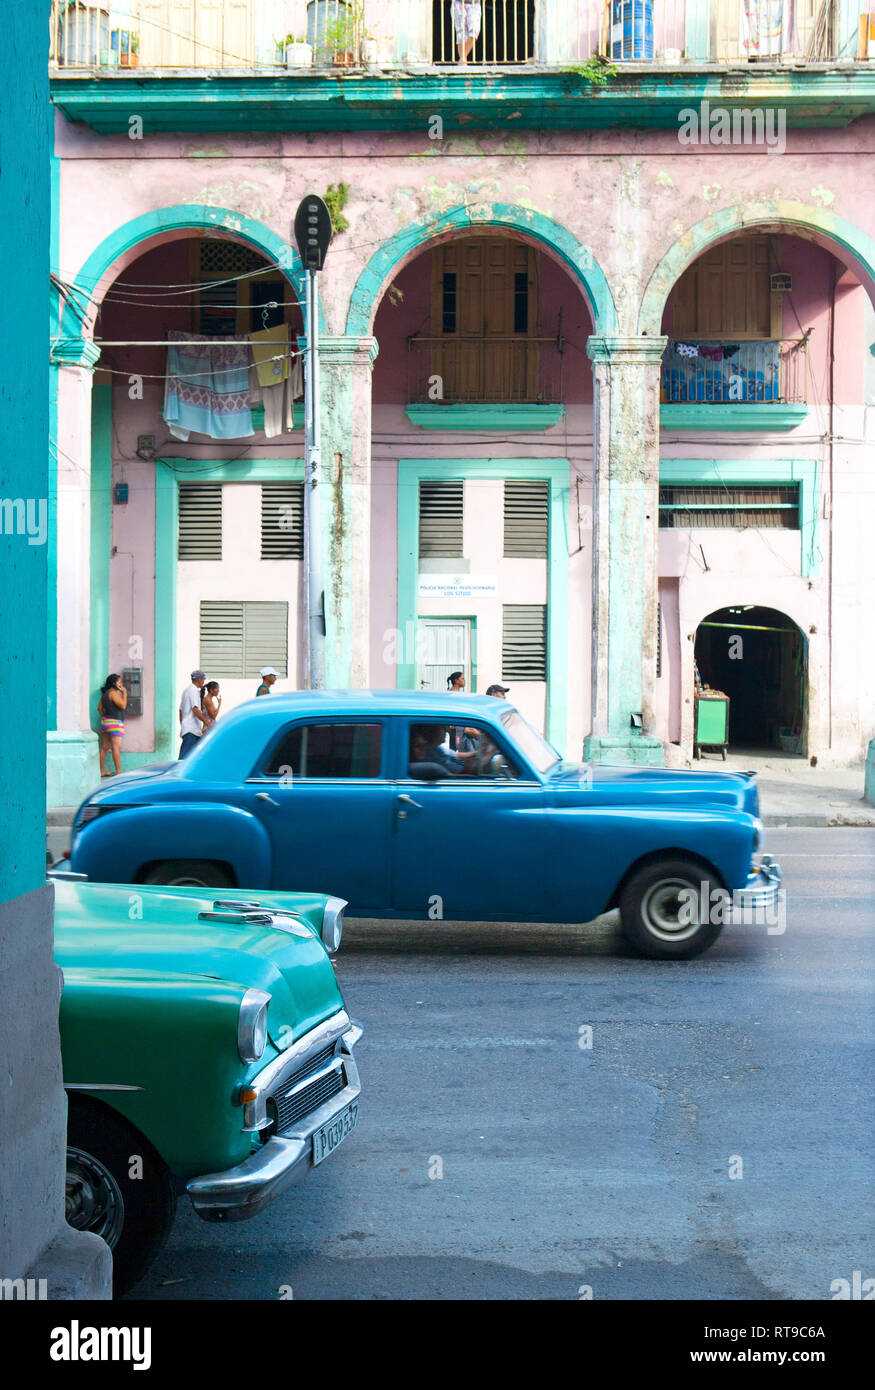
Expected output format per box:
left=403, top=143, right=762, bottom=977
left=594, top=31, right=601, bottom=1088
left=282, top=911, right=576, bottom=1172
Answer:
left=50, top=68, right=875, bottom=135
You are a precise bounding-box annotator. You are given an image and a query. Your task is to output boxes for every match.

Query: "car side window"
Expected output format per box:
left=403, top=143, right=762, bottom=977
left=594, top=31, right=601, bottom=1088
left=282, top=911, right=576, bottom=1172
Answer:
left=407, top=722, right=522, bottom=781
left=262, top=723, right=383, bottom=778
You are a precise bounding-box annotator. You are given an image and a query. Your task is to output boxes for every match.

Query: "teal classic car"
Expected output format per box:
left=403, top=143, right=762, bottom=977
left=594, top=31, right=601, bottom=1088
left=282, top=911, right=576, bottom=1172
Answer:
left=69, top=690, right=782, bottom=961
left=55, top=877, right=362, bottom=1295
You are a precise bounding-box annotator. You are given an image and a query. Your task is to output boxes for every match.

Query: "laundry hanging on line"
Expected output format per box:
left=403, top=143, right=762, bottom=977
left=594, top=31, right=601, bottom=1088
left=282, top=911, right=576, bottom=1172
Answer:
left=162, top=328, right=305, bottom=440
left=163, top=331, right=253, bottom=441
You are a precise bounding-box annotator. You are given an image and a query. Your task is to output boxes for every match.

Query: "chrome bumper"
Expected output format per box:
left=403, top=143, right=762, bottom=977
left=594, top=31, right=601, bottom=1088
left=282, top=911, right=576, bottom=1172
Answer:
left=187, top=1013, right=363, bottom=1223
left=729, top=853, right=783, bottom=915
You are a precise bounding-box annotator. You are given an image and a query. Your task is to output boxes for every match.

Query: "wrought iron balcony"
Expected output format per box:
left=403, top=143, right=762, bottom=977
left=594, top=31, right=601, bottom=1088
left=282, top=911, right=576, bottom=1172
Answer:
left=407, top=334, right=565, bottom=405
left=661, top=338, right=809, bottom=405
left=50, top=1, right=874, bottom=71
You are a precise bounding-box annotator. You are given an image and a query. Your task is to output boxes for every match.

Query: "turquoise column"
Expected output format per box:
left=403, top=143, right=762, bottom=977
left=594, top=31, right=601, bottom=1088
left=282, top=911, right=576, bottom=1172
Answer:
left=585, top=337, right=667, bottom=766
left=316, top=336, right=378, bottom=687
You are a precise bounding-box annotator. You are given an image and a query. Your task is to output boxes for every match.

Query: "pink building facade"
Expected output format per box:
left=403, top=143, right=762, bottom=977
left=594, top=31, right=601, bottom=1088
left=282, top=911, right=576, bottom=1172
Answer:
left=47, top=7, right=875, bottom=804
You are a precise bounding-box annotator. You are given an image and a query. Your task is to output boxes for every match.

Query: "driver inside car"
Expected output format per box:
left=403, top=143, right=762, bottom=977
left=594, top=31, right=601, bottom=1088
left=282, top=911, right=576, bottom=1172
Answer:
left=409, top=724, right=478, bottom=779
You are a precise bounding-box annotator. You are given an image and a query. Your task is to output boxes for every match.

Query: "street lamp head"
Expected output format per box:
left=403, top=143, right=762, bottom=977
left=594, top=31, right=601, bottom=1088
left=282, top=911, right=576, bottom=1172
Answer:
left=294, top=195, right=332, bottom=272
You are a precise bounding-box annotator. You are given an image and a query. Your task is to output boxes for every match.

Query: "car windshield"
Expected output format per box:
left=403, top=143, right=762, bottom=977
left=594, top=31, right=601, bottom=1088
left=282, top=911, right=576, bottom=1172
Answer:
left=500, top=709, right=560, bottom=774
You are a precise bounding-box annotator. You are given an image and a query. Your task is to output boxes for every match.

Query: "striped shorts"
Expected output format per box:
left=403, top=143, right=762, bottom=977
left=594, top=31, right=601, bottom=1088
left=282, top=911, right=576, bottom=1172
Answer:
left=100, top=717, right=125, bottom=738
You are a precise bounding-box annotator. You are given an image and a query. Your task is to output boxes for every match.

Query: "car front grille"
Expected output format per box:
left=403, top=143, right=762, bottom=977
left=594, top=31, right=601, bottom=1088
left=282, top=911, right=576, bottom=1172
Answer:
left=268, top=1041, right=346, bottom=1134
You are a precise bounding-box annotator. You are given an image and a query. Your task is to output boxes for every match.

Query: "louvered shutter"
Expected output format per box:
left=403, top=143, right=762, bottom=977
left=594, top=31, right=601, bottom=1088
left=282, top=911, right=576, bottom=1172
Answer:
left=419, top=480, right=464, bottom=558
left=503, top=479, right=548, bottom=557
left=200, top=601, right=245, bottom=678
left=199, top=600, right=288, bottom=680
left=502, top=604, right=547, bottom=681
left=243, top=601, right=288, bottom=678
left=261, top=482, right=304, bottom=559
left=178, top=483, right=222, bottom=560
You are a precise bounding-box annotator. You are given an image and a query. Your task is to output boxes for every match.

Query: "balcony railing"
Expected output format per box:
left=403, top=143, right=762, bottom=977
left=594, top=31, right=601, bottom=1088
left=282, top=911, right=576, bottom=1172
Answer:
left=661, top=338, right=809, bottom=404
left=407, top=334, right=564, bottom=404
left=50, top=1, right=874, bottom=71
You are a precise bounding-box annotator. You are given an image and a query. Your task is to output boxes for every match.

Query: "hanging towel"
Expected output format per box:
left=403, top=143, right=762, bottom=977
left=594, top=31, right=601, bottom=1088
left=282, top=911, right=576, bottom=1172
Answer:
left=163, top=331, right=253, bottom=441
left=249, top=324, right=290, bottom=387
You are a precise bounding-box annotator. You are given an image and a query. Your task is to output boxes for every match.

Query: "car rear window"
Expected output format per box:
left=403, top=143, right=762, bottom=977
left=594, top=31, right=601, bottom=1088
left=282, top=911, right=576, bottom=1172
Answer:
left=262, top=723, right=383, bottom=779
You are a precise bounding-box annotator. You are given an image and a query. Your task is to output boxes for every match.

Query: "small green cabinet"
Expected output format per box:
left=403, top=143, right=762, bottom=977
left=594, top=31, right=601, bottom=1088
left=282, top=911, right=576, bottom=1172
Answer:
left=694, top=694, right=730, bottom=760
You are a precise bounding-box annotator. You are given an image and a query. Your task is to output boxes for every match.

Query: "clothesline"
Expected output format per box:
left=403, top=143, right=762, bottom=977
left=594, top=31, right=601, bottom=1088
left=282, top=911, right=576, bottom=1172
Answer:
left=94, top=339, right=297, bottom=347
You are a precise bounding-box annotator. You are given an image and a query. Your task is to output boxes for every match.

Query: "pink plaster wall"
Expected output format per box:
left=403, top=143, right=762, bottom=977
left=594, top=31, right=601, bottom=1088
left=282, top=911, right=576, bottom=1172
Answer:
left=54, top=108, right=875, bottom=760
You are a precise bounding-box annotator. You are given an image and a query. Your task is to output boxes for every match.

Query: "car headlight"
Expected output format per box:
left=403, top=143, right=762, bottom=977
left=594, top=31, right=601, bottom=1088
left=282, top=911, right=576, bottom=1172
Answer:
left=752, top=817, right=764, bottom=852
left=237, top=988, right=271, bottom=1063
left=321, top=897, right=347, bottom=953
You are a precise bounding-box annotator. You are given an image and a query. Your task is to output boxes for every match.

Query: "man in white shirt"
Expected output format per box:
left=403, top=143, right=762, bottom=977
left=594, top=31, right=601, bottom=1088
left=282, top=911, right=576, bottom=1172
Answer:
left=179, top=669, right=208, bottom=759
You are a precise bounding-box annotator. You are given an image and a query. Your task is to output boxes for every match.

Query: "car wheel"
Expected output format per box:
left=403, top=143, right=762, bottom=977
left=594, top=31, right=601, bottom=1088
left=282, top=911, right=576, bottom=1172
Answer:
left=141, top=859, right=234, bottom=888
left=66, top=1097, right=176, bottom=1296
left=618, top=857, right=725, bottom=960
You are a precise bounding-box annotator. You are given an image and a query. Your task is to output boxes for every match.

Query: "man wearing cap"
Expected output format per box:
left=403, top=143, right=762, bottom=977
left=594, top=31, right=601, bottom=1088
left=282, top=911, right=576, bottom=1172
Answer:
left=486, top=684, right=510, bottom=698
left=179, top=669, right=208, bottom=759
left=256, top=666, right=279, bottom=697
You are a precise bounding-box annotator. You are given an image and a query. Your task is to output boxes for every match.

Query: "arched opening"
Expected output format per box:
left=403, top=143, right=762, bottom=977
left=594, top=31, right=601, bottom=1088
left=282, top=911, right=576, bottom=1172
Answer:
left=694, top=606, right=807, bottom=757
left=367, top=225, right=594, bottom=749
left=87, top=229, right=305, bottom=763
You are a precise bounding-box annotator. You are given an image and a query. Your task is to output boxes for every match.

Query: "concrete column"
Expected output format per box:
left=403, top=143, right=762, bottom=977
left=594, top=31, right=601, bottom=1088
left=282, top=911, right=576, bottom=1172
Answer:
left=317, top=335, right=378, bottom=687
left=48, top=339, right=100, bottom=807
left=584, top=336, right=667, bottom=766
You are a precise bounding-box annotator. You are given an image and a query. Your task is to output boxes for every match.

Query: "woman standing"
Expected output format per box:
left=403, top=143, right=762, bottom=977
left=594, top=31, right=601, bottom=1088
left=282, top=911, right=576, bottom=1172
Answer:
left=98, top=673, right=127, bottom=777
left=200, top=680, right=221, bottom=731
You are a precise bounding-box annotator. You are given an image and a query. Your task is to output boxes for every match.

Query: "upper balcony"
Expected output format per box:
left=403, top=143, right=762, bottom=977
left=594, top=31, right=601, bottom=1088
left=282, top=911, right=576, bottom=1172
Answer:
left=49, top=1, right=875, bottom=134
left=50, top=0, right=874, bottom=71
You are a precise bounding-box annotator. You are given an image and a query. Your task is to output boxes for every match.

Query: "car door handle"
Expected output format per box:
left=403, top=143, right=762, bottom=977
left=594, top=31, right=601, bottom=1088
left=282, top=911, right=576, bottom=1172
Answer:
left=396, top=794, right=422, bottom=819
left=256, top=792, right=280, bottom=807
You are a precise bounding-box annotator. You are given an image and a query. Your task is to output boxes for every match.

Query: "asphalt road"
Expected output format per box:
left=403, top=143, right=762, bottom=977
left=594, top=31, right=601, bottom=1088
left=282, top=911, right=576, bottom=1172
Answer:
left=129, top=827, right=874, bottom=1301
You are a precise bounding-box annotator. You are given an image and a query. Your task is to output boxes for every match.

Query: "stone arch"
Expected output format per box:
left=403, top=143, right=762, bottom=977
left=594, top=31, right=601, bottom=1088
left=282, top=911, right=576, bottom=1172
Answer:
left=638, top=201, right=875, bottom=336
left=345, top=202, right=617, bottom=337
left=59, top=203, right=316, bottom=335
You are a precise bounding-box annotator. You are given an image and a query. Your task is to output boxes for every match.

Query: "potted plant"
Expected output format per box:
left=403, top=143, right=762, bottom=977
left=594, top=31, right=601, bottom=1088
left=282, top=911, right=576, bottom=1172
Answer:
left=316, top=1, right=363, bottom=66
left=119, top=29, right=139, bottom=67
left=275, top=33, right=313, bottom=66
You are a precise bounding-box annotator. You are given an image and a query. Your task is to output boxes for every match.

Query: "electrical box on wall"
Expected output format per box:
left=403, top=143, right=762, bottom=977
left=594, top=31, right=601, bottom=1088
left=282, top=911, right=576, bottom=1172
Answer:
left=114, top=482, right=129, bottom=504
left=122, top=667, right=143, bottom=716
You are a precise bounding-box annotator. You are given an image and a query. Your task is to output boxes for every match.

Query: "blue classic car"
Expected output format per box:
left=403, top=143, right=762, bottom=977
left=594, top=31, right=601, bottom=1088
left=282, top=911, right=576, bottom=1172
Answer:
left=69, top=692, right=781, bottom=960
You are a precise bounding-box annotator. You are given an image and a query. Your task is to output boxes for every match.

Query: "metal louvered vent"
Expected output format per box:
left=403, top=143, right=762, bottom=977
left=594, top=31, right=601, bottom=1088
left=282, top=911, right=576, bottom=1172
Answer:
left=502, top=604, right=547, bottom=682
left=178, top=483, right=222, bottom=560
left=659, top=485, right=800, bottom=529
left=419, top=480, right=464, bottom=558
left=504, top=479, right=548, bottom=557
left=200, top=601, right=288, bottom=680
left=261, top=482, right=304, bottom=559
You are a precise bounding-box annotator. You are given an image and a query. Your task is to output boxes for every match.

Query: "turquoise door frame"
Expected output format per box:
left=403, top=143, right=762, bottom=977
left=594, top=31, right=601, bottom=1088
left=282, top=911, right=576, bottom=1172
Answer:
left=397, top=457, right=570, bottom=753
left=147, top=456, right=305, bottom=766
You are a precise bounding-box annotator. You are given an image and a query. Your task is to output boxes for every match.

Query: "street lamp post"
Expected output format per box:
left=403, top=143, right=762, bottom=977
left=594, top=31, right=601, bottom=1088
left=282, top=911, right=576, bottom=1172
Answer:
left=294, top=195, right=333, bottom=689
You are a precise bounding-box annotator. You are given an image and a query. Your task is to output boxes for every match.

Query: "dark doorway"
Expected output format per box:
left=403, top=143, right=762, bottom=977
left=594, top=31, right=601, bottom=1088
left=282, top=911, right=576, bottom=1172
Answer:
left=432, top=2, right=536, bottom=64
left=694, top=606, right=806, bottom=753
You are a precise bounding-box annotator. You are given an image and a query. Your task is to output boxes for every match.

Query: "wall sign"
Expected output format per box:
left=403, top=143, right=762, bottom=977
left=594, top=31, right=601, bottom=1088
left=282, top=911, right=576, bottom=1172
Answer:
left=418, top=574, right=498, bottom=599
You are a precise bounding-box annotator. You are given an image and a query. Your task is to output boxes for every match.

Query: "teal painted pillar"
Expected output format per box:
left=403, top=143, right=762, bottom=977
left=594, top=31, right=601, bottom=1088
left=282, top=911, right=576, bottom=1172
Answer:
left=47, top=337, right=101, bottom=806
left=865, top=740, right=875, bottom=807
left=317, top=336, right=378, bottom=687
left=584, top=336, right=667, bottom=766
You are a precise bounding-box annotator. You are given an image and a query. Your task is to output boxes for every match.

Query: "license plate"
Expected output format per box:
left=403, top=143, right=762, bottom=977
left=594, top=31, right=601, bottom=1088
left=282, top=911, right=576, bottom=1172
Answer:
left=312, top=1103, right=358, bottom=1166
